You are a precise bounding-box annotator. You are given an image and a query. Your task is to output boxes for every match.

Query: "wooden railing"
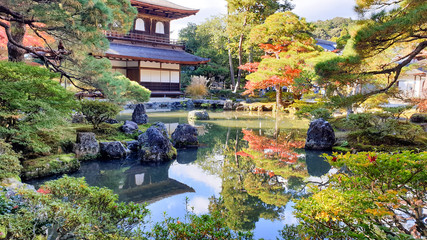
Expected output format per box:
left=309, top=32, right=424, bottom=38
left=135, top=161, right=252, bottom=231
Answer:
left=105, top=31, right=184, bottom=47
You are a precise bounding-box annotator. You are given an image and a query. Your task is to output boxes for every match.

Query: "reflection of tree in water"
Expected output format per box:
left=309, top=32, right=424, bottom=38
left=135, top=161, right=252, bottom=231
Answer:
left=209, top=149, right=282, bottom=231
left=209, top=129, right=310, bottom=231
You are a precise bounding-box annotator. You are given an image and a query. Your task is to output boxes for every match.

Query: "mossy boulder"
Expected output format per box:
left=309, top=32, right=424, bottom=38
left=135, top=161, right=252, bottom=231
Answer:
left=73, top=132, right=99, bottom=159
left=188, top=110, right=210, bottom=120
left=21, top=154, right=80, bottom=180
left=171, top=124, right=199, bottom=148
left=138, top=126, right=177, bottom=162
left=99, top=141, right=130, bottom=159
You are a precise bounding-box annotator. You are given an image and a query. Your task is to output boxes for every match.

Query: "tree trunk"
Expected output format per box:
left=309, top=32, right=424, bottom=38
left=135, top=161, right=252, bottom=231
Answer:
left=7, top=22, right=26, bottom=62
left=276, top=84, right=284, bottom=110
left=346, top=105, right=354, bottom=119
left=227, top=39, right=236, bottom=90
left=233, top=32, right=244, bottom=93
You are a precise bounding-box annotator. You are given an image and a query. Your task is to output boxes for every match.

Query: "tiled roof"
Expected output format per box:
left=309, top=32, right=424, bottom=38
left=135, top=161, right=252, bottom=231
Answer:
left=132, top=0, right=197, bottom=11
left=316, top=39, right=337, bottom=51
left=106, top=43, right=210, bottom=65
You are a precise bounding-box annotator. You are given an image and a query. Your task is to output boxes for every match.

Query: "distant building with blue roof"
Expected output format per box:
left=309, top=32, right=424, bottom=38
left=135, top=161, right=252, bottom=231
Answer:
left=316, top=39, right=337, bottom=52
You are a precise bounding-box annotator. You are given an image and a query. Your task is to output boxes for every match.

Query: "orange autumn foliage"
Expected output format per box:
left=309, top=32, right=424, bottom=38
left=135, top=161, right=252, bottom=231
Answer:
left=241, top=129, right=305, bottom=163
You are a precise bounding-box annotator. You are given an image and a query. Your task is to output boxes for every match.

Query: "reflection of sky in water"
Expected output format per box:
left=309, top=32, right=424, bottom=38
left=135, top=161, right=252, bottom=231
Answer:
left=27, top=111, right=332, bottom=239
left=146, top=162, right=221, bottom=224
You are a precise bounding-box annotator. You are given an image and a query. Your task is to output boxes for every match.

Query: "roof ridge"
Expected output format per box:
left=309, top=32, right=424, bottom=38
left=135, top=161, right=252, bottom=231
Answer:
left=132, top=0, right=198, bottom=11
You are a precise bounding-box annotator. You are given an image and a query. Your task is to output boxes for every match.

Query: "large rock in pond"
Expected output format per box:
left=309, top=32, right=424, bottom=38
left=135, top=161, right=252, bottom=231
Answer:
left=132, top=104, right=148, bottom=124
left=138, top=126, right=177, bottom=162
left=172, top=124, right=198, bottom=148
left=223, top=100, right=234, bottom=111
left=305, top=118, right=335, bottom=150
left=188, top=110, right=210, bottom=120
left=152, top=122, right=169, bottom=138
left=100, top=141, right=129, bottom=159
left=73, top=132, right=99, bottom=158
left=126, top=140, right=140, bottom=152
left=120, top=120, right=139, bottom=135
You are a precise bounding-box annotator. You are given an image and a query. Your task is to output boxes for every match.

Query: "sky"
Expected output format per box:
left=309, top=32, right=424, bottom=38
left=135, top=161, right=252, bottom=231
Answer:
left=169, top=0, right=359, bottom=39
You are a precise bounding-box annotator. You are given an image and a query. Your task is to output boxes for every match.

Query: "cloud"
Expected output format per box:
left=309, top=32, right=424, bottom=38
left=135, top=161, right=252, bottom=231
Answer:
left=170, top=163, right=222, bottom=194
left=187, top=196, right=210, bottom=214
left=170, top=0, right=227, bottom=39
left=169, top=0, right=358, bottom=39
left=292, top=0, right=358, bottom=21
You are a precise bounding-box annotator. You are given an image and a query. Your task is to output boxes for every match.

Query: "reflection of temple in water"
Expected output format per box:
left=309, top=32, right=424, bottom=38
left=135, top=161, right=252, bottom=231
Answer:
left=56, top=149, right=198, bottom=204
left=118, top=160, right=195, bottom=204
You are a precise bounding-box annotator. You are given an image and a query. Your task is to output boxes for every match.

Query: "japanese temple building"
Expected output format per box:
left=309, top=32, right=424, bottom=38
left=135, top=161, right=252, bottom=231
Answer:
left=102, top=0, right=209, bottom=97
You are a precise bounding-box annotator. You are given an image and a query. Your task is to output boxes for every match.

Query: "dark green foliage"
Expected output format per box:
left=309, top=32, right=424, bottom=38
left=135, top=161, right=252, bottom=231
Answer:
left=345, top=113, right=425, bottom=146
left=0, top=176, right=149, bottom=239
left=310, top=108, right=332, bottom=120
left=0, top=61, right=75, bottom=156
left=410, top=113, right=427, bottom=123
left=0, top=141, right=21, bottom=181
left=179, top=17, right=230, bottom=87
left=1, top=0, right=151, bottom=103
left=382, top=105, right=413, bottom=120
left=79, top=57, right=151, bottom=103
left=80, top=100, right=121, bottom=129
left=149, top=211, right=253, bottom=239
left=292, top=100, right=330, bottom=120
left=312, top=17, right=355, bottom=40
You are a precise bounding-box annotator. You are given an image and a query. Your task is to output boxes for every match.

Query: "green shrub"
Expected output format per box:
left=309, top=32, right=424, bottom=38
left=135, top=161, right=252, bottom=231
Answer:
left=292, top=100, right=329, bottom=120
left=80, top=100, right=121, bottom=129
left=0, top=61, right=75, bottom=156
left=310, top=108, right=332, bottom=120
left=0, top=176, right=149, bottom=239
left=149, top=211, right=253, bottom=239
left=0, top=141, right=21, bottom=181
left=346, top=113, right=374, bottom=129
left=294, top=151, right=426, bottom=239
left=382, top=105, right=413, bottom=120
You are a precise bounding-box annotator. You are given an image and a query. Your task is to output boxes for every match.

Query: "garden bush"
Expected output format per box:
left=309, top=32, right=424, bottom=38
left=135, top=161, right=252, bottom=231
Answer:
left=0, top=141, right=21, bottom=181
left=0, top=176, right=149, bottom=239
left=80, top=100, right=121, bottom=129
left=0, top=61, right=75, bottom=157
left=292, top=100, right=330, bottom=120
left=293, top=151, right=427, bottom=239
left=185, top=76, right=208, bottom=99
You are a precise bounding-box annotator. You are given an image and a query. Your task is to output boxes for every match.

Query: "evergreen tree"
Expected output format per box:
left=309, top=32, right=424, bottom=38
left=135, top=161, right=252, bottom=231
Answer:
left=315, top=0, right=427, bottom=116
left=0, top=0, right=150, bottom=102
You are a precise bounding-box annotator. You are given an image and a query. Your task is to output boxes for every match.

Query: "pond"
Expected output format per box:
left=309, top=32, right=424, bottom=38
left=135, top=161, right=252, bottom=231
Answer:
left=27, top=111, right=333, bottom=239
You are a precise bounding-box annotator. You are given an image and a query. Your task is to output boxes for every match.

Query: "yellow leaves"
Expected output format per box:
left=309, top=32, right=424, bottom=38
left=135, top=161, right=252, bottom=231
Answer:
left=365, top=208, right=392, bottom=217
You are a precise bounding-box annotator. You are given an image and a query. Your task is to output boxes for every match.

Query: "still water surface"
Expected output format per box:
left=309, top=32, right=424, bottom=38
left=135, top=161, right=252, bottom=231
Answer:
left=28, top=111, right=332, bottom=239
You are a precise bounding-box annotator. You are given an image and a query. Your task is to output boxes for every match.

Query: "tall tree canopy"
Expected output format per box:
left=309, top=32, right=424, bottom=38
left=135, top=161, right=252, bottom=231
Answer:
left=226, top=0, right=294, bottom=92
left=179, top=16, right=230, bottom=88
left=0, top=0, right=150, bottom=102
left=241, top=12, right=320, bottom=108
left=315, top=0, right=427, bottom=114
